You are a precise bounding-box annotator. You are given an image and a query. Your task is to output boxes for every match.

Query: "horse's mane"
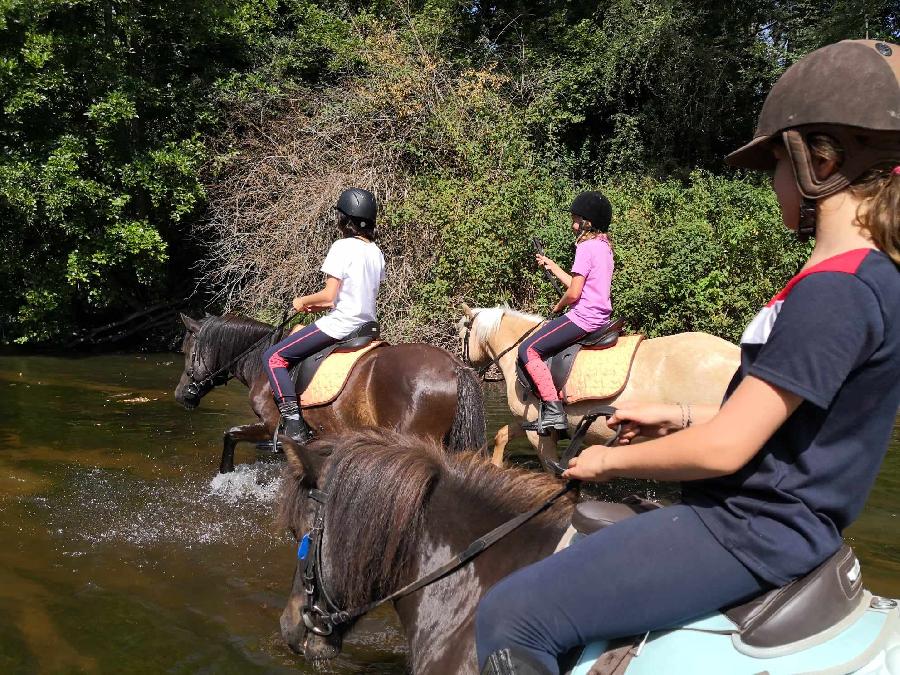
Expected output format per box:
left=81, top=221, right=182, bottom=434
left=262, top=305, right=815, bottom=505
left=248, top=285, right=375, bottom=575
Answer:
left=277, top=429, right=573, bottom=609
left=198, top=313, right=276, bottom=378
left=469, top=305, right=543, bottom=348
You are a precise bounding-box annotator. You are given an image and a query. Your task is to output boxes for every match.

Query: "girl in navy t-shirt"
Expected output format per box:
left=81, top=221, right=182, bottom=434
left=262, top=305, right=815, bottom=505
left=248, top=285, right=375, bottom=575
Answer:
left=476, top=40, right=900, bottom=675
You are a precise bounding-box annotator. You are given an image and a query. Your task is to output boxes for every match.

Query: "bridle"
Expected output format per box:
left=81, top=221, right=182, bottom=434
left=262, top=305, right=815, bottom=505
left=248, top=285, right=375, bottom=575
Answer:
left=461, top=314, right=545, bottom=379
left=182, top=310, right=299, bottom=403
left=297, top=479, right=576, bottom=637
left=296, top=406, right=621, bottom=637
left=183, top=323, right=232, bottom=402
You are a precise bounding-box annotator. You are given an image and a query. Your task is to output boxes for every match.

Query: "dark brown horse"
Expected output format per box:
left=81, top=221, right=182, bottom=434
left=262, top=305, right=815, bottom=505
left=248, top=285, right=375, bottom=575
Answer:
left=277, top=429, right=574, bottom=672
left=174, top=314, right=486, bottom=472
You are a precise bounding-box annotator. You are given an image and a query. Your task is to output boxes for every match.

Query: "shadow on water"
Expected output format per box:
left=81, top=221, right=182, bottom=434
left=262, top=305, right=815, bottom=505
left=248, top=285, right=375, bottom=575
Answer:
left=0, top=354, right=897, bottom=673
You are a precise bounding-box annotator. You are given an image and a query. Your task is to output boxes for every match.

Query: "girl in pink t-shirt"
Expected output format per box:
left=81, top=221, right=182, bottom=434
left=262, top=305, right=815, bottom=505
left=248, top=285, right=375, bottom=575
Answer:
left=517, top=191, right=615, bottom=434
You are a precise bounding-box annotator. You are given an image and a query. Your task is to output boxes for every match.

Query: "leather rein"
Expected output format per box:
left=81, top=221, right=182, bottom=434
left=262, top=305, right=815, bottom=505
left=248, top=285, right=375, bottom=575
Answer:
left=297, top=406, right=621, bottom=637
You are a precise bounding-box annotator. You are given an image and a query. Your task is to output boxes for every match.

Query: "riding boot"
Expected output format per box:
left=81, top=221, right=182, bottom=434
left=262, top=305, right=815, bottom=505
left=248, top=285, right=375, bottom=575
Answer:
left=537, top=400, right=568, bottom=436
left=481, top=648, right=554, bottom=675
left=277, top=399, right=315, bottom=445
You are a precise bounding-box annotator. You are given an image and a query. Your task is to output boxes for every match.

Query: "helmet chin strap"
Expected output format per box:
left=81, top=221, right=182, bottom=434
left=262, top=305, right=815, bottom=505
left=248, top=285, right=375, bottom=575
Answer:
left=797, top=197, right=817, bottom=242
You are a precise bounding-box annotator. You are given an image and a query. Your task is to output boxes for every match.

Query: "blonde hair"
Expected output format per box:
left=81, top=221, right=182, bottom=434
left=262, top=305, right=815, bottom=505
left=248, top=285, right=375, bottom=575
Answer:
left=808, top=133, right=900, bottom=265
left=576, top=230, right=613, bottom=249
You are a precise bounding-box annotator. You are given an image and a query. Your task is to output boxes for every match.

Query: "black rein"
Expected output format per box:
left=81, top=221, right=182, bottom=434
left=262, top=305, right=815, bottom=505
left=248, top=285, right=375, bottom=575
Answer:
left=462, top=316, right=545, bottom=379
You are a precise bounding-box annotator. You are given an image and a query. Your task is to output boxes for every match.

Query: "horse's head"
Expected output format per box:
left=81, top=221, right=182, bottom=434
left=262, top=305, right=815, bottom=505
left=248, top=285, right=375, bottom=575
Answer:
left=277, top=431, right=439, bottom=661
left=458, top=303, right=491, bottom=368
left=174, top=312, right=273, bottom=409
left=174, top=313, right=208, bottom=409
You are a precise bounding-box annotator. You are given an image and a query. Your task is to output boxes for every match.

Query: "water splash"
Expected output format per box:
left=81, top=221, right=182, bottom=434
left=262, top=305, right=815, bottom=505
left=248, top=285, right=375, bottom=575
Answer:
left=209, top=462, right=283, bottom=505
left=39, top=461, right=287, bottom=550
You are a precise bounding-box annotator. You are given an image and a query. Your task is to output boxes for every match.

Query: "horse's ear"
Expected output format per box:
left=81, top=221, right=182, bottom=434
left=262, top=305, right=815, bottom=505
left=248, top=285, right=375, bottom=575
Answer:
left=180, top=312, right=202, bottom=334
left=461, top=302, right=475, bottom=320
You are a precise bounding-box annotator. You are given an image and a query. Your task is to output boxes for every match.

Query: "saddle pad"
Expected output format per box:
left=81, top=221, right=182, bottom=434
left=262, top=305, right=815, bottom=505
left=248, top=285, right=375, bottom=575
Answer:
left=562, top=335, right=643, bottom=404
left=300, top=341, right=383, bottom=408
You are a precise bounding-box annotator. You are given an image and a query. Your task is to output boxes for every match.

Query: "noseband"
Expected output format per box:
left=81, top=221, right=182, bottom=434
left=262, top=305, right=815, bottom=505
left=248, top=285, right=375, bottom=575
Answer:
left=183, top=325, right=231, bottom=402
left=296, top=407, right=621, bottom=637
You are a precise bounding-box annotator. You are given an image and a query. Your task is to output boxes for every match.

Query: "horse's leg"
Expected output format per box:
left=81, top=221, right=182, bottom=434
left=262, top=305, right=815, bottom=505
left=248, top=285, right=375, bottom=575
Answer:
left=220, top=422, right=271, bottom=474
left=491, top=423, right=527, bottom=467
left=536, top=431, right=561, bottom=472
left=491, top=425, right=510, bottom=467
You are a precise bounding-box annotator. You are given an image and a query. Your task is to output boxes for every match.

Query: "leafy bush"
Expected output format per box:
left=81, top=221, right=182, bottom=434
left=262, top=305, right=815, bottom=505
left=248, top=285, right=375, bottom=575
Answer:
left=4, top=0, right=890, bottom=345
left=607, top=174, right=810, bottom=342
left=203, top=17, right=810, bottom=349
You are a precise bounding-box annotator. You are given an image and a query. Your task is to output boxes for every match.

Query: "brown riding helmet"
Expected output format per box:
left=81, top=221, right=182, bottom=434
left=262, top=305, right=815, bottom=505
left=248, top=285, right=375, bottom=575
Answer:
left=727, top=40, right=900, bottom=200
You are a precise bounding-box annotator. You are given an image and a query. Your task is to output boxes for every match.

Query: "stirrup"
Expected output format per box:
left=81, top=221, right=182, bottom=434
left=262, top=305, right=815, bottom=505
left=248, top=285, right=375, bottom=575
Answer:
left=522, top=401, right=569, bottom=437
left=521, top=419, right=569, bottom=439
left=481, top=648, right=554, bottom=675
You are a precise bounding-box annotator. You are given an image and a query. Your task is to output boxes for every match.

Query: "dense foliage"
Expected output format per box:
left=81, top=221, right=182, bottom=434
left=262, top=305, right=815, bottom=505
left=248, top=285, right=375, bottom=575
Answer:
left=1, top=0, right=896, bottom=345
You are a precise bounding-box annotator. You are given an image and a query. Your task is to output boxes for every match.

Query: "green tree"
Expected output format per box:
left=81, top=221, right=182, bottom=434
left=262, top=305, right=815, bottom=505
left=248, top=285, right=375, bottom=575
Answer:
left=0, top=0, right=358, bottom=343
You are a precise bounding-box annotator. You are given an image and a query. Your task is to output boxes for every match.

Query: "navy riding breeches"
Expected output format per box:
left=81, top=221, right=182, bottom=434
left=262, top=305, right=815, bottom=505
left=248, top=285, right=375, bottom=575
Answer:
left=262, top=323, right=338, bottom=404
left=475, top=505, right=769, bottom=674
left=516, top=315, right=588, bottom=402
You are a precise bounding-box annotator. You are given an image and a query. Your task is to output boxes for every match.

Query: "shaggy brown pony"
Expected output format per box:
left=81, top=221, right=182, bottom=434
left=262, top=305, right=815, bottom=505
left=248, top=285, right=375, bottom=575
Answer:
left=277, top=429, right=574, bottom=672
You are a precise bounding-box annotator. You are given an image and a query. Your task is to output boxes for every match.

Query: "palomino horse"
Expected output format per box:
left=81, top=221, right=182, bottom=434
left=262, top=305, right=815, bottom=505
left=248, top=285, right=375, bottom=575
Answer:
left=277, top=429, right=574, bottom=671
left=174, top=313, right=486, bottom=472
left=459, top=305, right=740, bottom=467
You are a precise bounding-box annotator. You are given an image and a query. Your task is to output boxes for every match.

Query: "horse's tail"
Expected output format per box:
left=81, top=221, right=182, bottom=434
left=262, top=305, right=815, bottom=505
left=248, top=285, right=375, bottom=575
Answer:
left=445, top=366, right=487, bottom=454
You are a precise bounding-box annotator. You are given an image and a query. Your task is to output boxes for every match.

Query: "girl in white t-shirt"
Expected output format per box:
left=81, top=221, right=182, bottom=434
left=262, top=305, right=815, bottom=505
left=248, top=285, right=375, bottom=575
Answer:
left=262, top=188, right=385, bottom=444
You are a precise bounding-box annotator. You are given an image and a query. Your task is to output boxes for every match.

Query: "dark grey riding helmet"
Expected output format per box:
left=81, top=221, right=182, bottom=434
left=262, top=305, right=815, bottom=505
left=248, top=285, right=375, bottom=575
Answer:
left=335, top=188, right=377, bottom=228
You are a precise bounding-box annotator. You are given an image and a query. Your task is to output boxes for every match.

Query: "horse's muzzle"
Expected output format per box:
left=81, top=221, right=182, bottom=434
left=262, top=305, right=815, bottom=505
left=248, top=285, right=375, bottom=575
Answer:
left=281, top=609, right=341, bottom=659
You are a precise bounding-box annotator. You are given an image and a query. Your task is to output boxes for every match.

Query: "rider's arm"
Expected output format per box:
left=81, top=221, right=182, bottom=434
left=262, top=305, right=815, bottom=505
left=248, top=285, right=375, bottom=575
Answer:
left=564, top=376, right=802, bottom=482
left=606, top=402, right=721, bottom=444
left=535, top=254, right=573, bottom=287
left=293, top=276, right=341, bottom=312
left=551, top=265, right=573, bottom=287
left=553, top=275, right=585, bottom=313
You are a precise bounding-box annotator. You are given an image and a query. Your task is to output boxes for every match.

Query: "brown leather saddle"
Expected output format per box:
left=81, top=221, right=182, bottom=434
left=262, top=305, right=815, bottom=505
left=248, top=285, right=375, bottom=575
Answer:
left=516, top=317, right=625, bottom=397
left=571, top=499, right=866, bottom=651
left=290, top=321, right=381, bottom=396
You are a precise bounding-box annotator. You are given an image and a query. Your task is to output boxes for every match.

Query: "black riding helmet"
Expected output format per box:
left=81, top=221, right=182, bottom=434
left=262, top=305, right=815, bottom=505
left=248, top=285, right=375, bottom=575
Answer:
left=335, top=187, right=377, bottom=228
left=570, top=191, right=612, bottom=233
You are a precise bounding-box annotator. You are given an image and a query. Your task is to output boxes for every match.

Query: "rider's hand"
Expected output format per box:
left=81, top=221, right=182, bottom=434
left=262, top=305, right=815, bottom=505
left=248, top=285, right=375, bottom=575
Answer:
left=562, top=445, right=614, bottom=482
left=535, top=254, right=559, bottom=274
left=607, top=403, right=684, bottom=445
left=304, top=302, right=334, bottom=313
left=292, top=297, right=306, bottom=312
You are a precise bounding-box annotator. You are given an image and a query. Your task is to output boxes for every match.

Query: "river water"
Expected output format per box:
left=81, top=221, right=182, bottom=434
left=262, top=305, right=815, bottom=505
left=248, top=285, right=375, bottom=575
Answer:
left=0, top=353, right=897, bottom=673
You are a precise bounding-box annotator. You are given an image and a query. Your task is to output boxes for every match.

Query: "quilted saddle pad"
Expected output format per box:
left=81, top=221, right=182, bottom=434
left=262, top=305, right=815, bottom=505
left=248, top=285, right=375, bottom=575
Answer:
left=300, top=341, right=384, bottom=408
left=561, top=334, right=643, bottom=404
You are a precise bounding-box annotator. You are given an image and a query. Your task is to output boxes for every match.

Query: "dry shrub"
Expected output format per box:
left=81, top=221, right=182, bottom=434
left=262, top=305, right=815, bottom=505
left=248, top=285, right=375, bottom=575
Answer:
left=199, top=24, right=485, bottom=346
